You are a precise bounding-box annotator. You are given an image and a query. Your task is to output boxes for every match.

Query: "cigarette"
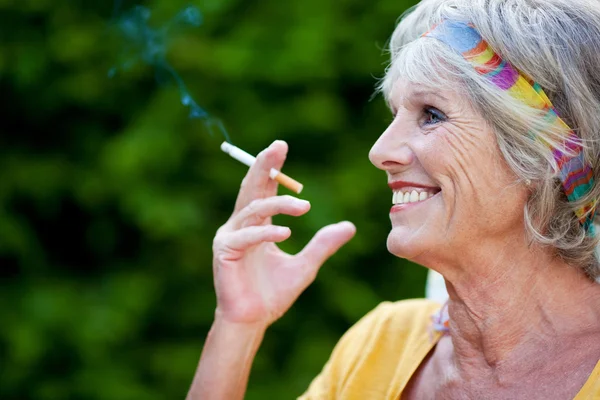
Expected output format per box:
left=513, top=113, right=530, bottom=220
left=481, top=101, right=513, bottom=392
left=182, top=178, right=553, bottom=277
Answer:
left=220, top=142, right=304, bottom=194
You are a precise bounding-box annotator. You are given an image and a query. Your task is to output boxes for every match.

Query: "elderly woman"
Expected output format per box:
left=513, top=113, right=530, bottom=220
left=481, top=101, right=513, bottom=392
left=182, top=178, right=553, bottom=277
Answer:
left=187, top=0, right=600, bottom=398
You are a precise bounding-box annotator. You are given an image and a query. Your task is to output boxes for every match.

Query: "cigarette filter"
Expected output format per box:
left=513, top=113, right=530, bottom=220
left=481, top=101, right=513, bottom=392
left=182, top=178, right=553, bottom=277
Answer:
left=220, top=142, right=304, bottom=194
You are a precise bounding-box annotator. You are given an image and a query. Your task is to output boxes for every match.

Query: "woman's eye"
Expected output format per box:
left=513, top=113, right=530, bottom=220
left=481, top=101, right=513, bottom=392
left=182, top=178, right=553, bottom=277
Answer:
left=423, top=107, right=446, bottom=126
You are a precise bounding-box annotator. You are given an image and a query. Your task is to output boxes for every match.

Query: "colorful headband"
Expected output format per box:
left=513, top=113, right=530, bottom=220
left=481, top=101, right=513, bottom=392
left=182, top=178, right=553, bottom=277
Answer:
left=424, top=20, right=597, bottom=236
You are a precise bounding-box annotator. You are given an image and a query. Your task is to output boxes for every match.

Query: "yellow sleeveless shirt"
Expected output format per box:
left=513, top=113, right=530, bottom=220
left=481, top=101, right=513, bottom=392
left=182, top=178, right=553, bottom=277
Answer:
left=298, top=299, right=600, bottom=399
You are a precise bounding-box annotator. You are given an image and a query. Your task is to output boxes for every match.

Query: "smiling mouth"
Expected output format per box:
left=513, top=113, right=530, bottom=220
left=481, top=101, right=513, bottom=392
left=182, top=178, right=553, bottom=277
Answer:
left=391, top=187, right=441, bottom=205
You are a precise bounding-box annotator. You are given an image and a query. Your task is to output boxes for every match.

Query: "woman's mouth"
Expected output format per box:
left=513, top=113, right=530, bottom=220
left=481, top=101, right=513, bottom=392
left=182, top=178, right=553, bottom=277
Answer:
left=390, top=188, right=441, bottom=213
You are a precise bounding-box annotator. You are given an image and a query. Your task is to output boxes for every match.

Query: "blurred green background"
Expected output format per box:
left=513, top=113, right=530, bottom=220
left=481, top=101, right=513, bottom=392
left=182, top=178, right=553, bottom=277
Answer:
left=0, top=0, right=426, bottom=398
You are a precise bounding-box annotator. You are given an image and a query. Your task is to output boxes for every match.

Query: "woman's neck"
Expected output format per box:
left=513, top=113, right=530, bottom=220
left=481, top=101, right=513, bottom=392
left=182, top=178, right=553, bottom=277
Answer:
left=442, top=242, right=600, bottom=384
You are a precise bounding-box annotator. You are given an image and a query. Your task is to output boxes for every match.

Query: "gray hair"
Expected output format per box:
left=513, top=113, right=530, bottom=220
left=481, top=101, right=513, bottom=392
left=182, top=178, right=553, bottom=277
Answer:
left=380, top=0, right=600, bottom=278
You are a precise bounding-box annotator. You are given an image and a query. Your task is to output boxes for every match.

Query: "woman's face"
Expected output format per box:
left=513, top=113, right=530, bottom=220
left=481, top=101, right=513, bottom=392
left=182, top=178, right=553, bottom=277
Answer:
left=369, top=79, right=529, bottom=267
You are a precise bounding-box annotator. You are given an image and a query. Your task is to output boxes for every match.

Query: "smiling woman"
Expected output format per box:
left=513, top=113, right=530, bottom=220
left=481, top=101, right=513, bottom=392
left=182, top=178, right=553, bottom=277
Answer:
left=371, top=79, right=531, bottom=267
left=187, top=0, right=600, bottom=399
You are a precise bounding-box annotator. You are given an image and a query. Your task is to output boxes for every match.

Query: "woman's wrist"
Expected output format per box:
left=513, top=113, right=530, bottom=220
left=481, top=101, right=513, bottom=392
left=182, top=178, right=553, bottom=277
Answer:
left=186, top=311, right=268, bottom=400
left=214, top=306, right=271, bottom=333
left=211, top=313, right=269, bottom=339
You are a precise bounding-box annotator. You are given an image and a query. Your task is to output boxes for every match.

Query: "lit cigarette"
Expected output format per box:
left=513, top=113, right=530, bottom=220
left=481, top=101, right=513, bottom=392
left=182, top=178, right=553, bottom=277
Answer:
left=220, top=142, right=304, bottom=194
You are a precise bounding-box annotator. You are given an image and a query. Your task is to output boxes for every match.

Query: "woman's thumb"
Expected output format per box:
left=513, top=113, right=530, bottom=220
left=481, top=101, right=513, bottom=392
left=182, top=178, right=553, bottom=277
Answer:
left=296, top=221, right=356, bottom=280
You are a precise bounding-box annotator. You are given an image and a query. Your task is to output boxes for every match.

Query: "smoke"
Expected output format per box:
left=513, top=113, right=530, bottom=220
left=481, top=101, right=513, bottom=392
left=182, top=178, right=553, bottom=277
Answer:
left=109, top=4, right=231, bottom=143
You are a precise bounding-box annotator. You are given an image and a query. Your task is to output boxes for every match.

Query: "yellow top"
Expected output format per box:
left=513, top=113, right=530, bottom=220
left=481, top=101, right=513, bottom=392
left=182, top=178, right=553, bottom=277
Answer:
left=298, top=299, right=600, bottom=400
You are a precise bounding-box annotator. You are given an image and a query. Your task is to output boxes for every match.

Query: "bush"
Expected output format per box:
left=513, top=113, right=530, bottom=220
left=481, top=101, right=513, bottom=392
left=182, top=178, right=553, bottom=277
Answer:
left=0, top=0, right=424, bottom=398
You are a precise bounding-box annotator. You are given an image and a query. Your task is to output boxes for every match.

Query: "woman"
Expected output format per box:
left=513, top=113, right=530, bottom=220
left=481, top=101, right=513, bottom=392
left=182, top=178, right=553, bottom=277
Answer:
left=187, top=0, right=600, bottom=398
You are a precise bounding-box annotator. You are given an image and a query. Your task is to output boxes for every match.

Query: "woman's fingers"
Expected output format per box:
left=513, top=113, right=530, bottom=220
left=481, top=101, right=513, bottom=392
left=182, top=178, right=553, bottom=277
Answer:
left=264, top=142, right=288, bottom=197
left=233, top=141, right=289, bottom=214
left=215, top=225, right=292, bottom=261
left=295, top=221, right=356, bottom=282
left=230, top=195, right=311, bottom=229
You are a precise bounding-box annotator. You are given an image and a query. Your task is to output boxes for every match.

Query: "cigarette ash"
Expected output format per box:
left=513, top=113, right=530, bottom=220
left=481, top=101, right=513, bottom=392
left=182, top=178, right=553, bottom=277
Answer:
left=109, top=4, right=231, bottom=143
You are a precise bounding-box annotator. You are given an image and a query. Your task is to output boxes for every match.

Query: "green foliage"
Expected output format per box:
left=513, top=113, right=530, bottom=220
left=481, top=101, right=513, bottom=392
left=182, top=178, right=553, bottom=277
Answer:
left=0, top=0, right=423, bottom=398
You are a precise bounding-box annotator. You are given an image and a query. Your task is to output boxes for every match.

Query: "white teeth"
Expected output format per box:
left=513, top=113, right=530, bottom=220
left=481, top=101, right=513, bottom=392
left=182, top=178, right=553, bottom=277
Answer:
left=392, top=190, right=436, bottom=205
left=410, top=191, right=419, bottom=203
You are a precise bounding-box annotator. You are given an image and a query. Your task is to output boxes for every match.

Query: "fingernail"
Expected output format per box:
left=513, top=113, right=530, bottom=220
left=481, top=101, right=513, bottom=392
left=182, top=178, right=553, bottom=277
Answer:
left=270, top=140, right=287, bottom=150
left=276, top=226, right=291, bottom=235
left=339, top=221, right=356, bottom=231
left=261, top=142, right=276, bottom=156
left=294, top=199, right=310, bottom=206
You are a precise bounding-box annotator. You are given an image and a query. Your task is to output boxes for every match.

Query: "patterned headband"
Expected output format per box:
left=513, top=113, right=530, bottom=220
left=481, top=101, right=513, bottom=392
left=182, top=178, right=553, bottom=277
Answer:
left=424, top=20, right=597, bottom=236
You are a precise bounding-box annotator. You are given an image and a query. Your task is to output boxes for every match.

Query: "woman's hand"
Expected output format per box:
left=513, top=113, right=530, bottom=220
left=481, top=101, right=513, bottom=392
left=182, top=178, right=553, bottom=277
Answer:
left=212, top=140, right=356, bottom=327
left=189, top=140, right=355, bottom=400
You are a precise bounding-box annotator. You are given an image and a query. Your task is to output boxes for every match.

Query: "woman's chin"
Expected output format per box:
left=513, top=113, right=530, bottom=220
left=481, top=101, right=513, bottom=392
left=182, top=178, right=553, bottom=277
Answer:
left=386, top=229, right=428, bottom=261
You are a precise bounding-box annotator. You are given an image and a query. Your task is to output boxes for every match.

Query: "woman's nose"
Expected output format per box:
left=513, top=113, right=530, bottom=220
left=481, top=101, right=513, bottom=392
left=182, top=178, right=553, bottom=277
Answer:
left=369, top=122, right=414, bottom=171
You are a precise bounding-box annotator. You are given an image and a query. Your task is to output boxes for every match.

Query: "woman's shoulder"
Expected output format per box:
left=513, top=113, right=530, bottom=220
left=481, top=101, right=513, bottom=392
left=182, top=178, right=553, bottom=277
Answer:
left=366, top=298, right=443, bottom=325
left=323, top=299, right=443, bottom=375
left=298, top=299, right=443, bottom=399
left=338, top=298, right=442, bottom=350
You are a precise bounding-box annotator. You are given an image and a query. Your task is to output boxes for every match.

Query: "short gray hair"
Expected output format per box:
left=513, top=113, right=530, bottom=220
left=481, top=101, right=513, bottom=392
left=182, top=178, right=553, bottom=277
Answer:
left=380, top=0, right=600, bottom=277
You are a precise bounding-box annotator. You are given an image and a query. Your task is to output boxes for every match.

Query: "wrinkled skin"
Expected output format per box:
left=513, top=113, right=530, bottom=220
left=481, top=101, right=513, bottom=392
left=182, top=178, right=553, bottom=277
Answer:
left=369, top=79, right=600, bottom=400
